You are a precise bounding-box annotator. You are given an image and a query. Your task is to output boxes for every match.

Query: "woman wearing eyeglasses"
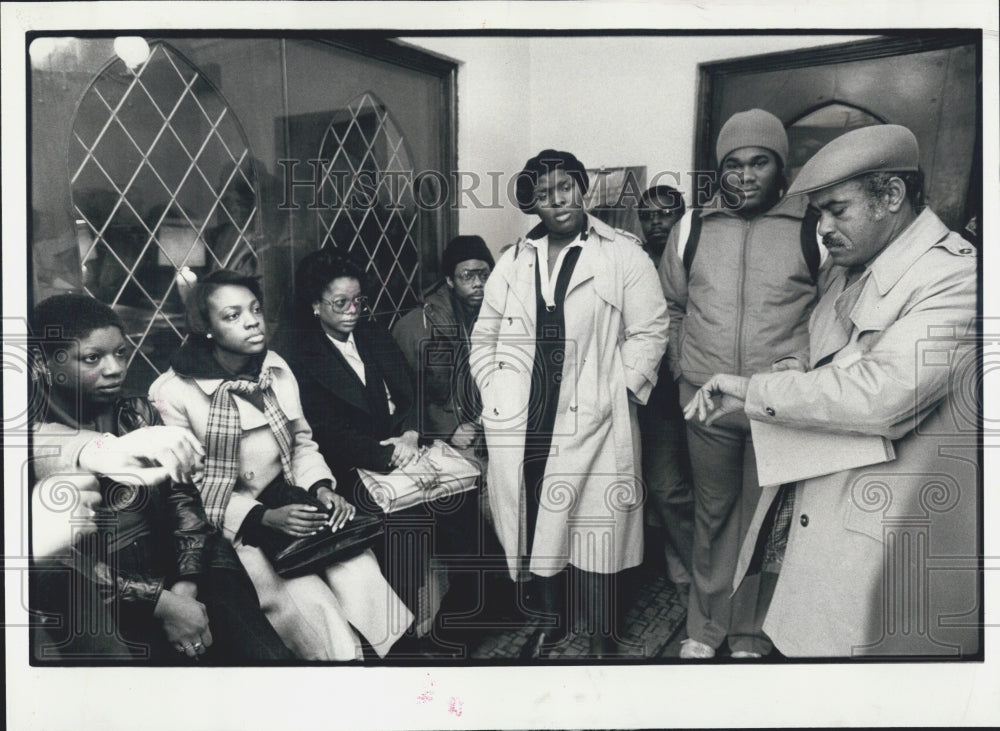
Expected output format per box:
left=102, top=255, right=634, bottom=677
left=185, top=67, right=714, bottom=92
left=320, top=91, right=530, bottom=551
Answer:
left=280, top=248, right=425, bottom=494
left=280, top=248, right=457, bottom=649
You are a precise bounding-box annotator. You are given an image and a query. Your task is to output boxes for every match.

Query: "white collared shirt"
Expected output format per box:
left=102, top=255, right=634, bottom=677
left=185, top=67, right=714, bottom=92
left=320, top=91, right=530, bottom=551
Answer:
left=327, top=332, right=366, bottom=384
left=533, top=232, right=584, bottom=308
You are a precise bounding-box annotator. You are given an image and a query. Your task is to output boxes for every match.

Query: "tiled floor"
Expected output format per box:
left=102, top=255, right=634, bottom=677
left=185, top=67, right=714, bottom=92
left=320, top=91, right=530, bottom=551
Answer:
left=390, top=561, right=690, bottom=662
left=472, top=568, right=687, bottom=661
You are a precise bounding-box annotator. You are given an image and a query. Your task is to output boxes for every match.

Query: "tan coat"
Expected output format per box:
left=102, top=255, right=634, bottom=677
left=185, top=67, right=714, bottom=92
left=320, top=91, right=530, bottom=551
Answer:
left=471, top=215, right=668, bottom=577
left=149, top=349, right=412, bottom=659
left=735, top=208, right=979, bottom=657
left=149, top=350, right=332, bottom=542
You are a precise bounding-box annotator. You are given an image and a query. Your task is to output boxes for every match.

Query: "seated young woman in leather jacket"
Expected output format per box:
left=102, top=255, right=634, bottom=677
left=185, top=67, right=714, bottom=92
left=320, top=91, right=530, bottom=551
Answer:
left=30, top=293, right=293, bottom=663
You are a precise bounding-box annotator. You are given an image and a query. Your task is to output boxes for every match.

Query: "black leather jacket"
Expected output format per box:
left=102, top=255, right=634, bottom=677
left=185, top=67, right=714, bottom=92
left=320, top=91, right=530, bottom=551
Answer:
left=37, top=397, right=240, bottom=611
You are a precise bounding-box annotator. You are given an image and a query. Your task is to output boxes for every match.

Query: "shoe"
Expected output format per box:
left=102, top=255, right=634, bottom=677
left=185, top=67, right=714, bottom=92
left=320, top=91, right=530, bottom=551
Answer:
left=588, top=633, right=625, bottom=660
left=519, top=627, right=568, bottom=660
left=387, top=633, right=459, bottom=660
left=730, top=650, right=762, bottom=658
left=679, top=638, right=715, bottom=659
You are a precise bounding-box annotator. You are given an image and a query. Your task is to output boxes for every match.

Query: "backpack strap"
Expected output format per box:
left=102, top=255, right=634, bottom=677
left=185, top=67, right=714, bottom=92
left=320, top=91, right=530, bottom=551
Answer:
left=678, top=209, right=702, bottom=274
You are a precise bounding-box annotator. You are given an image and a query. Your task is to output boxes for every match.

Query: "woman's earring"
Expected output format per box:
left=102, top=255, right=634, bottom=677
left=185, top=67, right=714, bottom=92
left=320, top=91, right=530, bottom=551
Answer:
left=206, top=333, right=213, bottom=339
left=313, top=310, right=319, bottom=317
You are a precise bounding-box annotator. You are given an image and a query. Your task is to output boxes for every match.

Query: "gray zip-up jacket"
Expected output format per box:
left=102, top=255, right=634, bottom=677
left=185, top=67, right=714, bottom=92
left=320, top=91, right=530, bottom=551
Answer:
left=657, top=192, right=817, bottom=386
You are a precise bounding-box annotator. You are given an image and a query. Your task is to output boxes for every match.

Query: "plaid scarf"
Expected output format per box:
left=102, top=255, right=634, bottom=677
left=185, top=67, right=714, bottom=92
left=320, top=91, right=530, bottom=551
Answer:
left=200, top=367, right=295, bottom=528
left=170, top=340, right=295, bottom=529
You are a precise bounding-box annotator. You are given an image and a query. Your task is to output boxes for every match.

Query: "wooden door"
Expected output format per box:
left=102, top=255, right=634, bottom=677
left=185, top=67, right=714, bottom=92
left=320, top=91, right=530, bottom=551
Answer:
left=697, top=33, right=980, bottom=234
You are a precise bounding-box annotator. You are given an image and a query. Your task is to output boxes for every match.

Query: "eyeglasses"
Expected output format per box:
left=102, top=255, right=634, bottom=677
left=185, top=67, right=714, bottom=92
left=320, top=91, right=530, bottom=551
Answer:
left=320, top=296, right=369, bottom=313
left=453, top=268, right=491, bottom=284
left=637, top=209, right=680, bottom=222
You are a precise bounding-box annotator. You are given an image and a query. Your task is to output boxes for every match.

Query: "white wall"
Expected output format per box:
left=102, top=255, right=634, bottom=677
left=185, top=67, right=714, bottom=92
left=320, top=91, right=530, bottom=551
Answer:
left=404, top=34, right=872, bottom=256
left=399, top=37, right=533, bottom=253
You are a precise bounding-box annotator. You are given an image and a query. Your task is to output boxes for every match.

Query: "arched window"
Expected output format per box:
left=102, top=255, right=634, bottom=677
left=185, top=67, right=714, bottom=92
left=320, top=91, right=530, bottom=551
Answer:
left=69, top=40, right=260, bottom=388
left=786, top=102, right=885, bottom=184
left=315, top=92, right=422, bottom=328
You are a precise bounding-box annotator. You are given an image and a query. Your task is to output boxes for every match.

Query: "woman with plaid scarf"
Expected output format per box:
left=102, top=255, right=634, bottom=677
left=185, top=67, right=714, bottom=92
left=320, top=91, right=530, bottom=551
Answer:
left=150, top=269, right=413, bottom=660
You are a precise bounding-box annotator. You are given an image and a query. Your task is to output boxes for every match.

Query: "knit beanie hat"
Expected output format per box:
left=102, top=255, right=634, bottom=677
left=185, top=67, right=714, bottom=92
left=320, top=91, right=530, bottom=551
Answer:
left=715, top=109, right=789, bottom=168
left=442, top=235, right=494, bottom=277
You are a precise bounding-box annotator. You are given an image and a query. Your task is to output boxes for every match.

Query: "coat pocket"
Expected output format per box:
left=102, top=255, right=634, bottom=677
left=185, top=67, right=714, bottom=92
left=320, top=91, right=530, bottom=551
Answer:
left=843, top=472, right=891, bottom=543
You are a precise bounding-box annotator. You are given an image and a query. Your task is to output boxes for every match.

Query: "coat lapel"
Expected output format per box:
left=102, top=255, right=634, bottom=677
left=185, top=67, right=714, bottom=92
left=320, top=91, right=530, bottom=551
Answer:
left=566, top=238, right=597, bottom=300
left=505, top=241, right=538, bottom=329
left=568, top=217, right=618, bottom=309
left=808, top=269, right=853, bottom=368
left=300, top=330, right=371, bottom=415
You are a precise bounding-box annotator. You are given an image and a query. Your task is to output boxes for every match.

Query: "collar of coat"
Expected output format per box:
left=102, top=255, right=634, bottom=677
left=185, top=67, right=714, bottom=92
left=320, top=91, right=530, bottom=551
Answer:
left=521, top=212, right=620, bottom=245
left=171, top=339, right=283, bottom=398
left=420, top=285, right=460, bottom=333
left=502, top=214, right=639, bottom=313
left=865, top=207, right=960, bottom=297
left=294, top=324, right=380, bottom=414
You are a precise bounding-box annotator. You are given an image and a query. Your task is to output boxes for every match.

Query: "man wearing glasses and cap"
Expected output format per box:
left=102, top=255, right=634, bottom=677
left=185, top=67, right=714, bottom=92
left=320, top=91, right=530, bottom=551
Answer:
left=685, top=124, right=979, bottom=657
left=394, top=235, right=495, bottom=455
left=635, top=185, right=695, bottom=609
left=393, top=235, right=502, bottom=642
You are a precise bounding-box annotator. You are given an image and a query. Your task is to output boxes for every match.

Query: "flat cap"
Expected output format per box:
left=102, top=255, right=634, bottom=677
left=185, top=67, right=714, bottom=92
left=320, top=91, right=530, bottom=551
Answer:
left=786, top=124, right=919, bottom=196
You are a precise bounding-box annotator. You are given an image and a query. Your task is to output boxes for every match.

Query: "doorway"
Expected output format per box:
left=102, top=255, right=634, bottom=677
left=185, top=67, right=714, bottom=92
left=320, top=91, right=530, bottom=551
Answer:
left=696, top=32, right=980, bottom=236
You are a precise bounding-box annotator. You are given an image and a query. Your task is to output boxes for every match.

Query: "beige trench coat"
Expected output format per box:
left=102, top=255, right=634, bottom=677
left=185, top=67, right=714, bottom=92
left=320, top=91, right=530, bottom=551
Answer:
left=734, top=208, right=979, bottom=657
left=471, top=215, right=668, bottom=577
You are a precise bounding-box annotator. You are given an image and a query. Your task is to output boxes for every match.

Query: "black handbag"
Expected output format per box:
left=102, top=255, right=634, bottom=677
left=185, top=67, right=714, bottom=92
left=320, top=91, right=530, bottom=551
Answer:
left=255, top=480, right=384, bottom=579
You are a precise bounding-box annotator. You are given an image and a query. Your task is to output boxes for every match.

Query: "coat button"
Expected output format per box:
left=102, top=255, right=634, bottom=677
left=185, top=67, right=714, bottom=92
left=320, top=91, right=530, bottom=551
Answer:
left=800, top=514, right=809, bottom=527
left=569, top=405, right=578, bottom=412
left=244, top=471, right=255, bottom=480
left=960, top=248, right=972, bottom=254
left=554, top=373, right=562, bottom=383
left=765, top=407, right=775, bottom=416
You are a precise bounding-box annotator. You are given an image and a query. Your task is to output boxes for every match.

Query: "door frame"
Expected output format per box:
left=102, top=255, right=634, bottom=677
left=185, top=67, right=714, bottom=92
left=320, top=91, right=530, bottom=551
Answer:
left=694, top=31, right=982, bottom=230
left=317, top=34, right=459, bottom=256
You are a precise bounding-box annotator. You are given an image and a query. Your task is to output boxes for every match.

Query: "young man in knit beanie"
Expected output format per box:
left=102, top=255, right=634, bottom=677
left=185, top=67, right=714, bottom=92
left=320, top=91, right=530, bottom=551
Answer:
left=392, top=235, right=504, bottom=644
left=393, top=234, right=494, bottom=450
left=658, top=108, right=821, bottom=659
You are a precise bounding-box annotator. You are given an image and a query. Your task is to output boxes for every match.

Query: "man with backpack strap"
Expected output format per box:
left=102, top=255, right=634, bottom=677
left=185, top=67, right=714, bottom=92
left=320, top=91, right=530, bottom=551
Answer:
left=658, top=108, right=821, bottom=658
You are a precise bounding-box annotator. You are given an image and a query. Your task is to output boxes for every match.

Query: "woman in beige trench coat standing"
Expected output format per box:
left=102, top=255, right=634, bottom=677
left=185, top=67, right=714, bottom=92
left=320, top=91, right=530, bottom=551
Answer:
left=470, top=150, right=668, bottom=658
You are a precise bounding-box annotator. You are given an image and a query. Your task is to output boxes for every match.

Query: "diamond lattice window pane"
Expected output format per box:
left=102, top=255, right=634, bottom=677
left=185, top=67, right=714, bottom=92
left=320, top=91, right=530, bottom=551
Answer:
left=316, top=92, right=422, bottom=329
left=69, top=41, right=259, bottom=387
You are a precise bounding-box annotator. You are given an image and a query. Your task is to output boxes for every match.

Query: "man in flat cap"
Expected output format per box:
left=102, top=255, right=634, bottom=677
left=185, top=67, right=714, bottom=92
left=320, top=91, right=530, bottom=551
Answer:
left=471, top=149, right=667, bottom=657
left=685, top=124, right=979, bottom=657
left=659, top=108, right=821, bottom=659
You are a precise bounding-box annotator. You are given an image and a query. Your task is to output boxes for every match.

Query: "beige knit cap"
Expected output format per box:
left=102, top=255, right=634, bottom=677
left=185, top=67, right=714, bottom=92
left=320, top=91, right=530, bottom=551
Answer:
left=715, top=108, right=789, bottom=168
